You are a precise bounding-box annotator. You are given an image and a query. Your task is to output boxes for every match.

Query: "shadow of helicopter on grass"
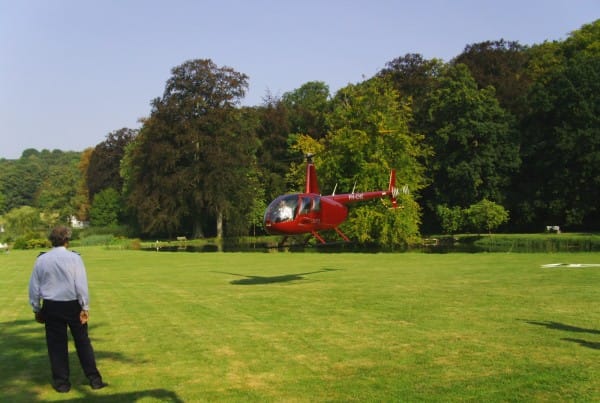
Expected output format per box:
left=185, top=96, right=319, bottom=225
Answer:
left=213, top=268, right=339, bottom=285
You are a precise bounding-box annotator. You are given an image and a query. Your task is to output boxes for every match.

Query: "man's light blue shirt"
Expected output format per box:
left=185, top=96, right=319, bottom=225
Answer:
left=29, top=246, right=90, bottom=312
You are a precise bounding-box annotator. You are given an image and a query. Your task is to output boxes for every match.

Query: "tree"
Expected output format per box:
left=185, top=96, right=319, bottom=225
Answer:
left=516, top=20, right=600, bottom=230
left=465, top=199, right=509, bottom=234
left=74, top=148, right=94, bottom=221
left=281, top=81, right=331, bottom=139
left=2, top=206, right=42, bottom=238
left=0, top=156, right=44, bottom=211
left=89, top=188, right=120, bottom=227
left=453, top=40, right=531, bottom=116
left=378, top=53, right=444, bottom=122
left=35, top=160, right=81, bottom=221
left=0, top=192, right=5, bottom=215
left=421, top=64, right=520, bottom=231
left=255, top=95, right=293, bottom=203
left=125, top=59, right=258, bottom=238
left=87, top=128, right=137, bottom=200
left=310, top=77, right=428, bottom=247
left=436, top=205, right=464, bottom=235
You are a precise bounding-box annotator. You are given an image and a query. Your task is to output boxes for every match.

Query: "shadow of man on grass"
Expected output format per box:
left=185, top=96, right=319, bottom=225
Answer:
left=0, top=318, right=183, bottom=402
left=57, top=388, right=184, bottom=402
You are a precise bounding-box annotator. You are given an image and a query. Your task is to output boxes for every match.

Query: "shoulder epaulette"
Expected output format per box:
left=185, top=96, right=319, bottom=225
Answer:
left=70, top=250, right=81, bottom=255
left=37, top=251, right=46, bottom=257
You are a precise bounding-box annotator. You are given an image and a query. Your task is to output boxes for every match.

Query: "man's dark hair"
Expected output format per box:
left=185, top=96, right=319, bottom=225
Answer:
left=48, top=226, right=72, bottom=247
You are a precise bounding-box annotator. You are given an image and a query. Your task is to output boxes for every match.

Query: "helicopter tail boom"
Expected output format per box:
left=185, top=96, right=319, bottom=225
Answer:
left=329, top=169, right=400, bottom=207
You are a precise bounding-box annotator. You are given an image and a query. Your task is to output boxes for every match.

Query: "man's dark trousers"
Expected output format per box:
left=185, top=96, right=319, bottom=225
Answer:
left=42, top=300, right=102, bottom=387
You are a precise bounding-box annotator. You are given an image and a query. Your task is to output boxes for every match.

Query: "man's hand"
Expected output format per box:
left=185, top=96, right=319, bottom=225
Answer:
left=34, top=311, right=45, bottom=324
left=80, top=310, right=89, bottom=325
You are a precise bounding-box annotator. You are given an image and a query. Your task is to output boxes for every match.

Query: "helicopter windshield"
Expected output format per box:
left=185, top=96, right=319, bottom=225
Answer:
left=265, top=195, right=299, bottom=223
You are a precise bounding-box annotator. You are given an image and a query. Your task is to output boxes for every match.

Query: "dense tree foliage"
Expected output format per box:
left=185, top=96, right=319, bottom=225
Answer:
left=422, top=63, right=520, bottom=208
left=254, top=95, right=292, bottom=202
left=74, top=148, right=93, bottom=221
left=90, top=187, right=121, bottom=227
left=87, top=128, right=137, bottom=200
left=281, top=81, right=331, bottom=140
left=465, top=199, right=509, bottom=234
left=36, top=161, right=81, bottom=219
left=516, top=20, right=600, bottom=230
left=317, top=77, right=427, bottom=246
left=0, top=150, right=82, bottom=218
left=453, top=40, right=531, bottom=116
left=378, top=53, right=444, bottom=125
left=123, top=59, right=259, bottom=238
left=2, top=20, right=598, bottom=242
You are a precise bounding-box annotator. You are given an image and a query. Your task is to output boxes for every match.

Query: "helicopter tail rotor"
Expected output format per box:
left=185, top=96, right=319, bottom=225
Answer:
left=389, top=170, right=398, bottom=208
left=388, top=169, right=409, bottom=208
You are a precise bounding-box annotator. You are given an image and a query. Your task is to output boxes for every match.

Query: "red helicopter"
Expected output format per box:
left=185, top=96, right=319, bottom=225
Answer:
left=263, top=155, right=402, bottom=244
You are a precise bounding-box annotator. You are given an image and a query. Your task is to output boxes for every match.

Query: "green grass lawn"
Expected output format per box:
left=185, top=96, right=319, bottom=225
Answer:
left=1, top=248, right=599, bottom=402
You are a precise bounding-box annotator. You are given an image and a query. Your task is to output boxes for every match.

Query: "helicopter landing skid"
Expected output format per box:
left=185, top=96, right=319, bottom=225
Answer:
left=310, top=227, right=350, bottom=244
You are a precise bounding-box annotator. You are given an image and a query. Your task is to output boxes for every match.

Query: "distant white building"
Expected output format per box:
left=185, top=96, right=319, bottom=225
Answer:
left=70, top=216, right=89, bottom=229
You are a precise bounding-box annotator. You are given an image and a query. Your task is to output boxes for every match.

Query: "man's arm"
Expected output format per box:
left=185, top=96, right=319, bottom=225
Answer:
left=29, top=264, right=44, bottom=323
left=28, top=265, right=42, bottom=313
left=73, top=255, right=90, bottom=311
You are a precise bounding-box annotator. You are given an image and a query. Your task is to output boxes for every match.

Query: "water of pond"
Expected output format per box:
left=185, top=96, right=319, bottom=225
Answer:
left=145, top=238, right=599, bottom=253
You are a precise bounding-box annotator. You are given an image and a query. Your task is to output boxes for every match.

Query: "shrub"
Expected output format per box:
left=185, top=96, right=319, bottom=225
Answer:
left=13, top=237, right=50, bottom=249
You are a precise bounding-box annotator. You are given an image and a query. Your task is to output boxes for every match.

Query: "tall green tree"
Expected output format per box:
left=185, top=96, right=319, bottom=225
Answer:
left=36, top=157, right=81, bottom=220
left=255, top=95, right=293, bottom=203
left=308, top=77, right=428, bottom=247
left=378, top=53, right=444, bottom=125
left=422, top=63, right=520, bottom=231
left=517, top=20, right=600, bottom=230
left=125, top=59, right=258, bottom=238
left=89, top=187, right=121, bottom=227
left=281, top=81, right=330, bottom=140
left=87, top=128, right=137, bottom=200
left=74, top=148, right=93, bottom=221
left=0, top=154, right=44, bottom=211
left=453, top=40, right=531, bottom=116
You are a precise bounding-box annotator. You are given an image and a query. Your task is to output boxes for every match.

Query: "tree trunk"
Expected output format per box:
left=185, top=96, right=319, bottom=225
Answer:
left=216, top=211, right=224, bottom=252
left=216, top=211, right=223, bottom=239
left=193, top=216, right=204, bottom=239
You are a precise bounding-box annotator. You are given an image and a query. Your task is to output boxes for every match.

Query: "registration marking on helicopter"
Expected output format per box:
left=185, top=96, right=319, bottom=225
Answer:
left=348, top=193, right=364, bottom=200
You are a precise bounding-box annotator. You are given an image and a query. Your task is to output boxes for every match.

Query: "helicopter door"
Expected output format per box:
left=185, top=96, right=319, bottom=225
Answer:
left=299, top=196, right=312, bottom=216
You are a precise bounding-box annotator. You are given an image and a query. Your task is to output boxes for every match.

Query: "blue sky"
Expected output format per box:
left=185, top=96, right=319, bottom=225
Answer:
left=1, top=0, right=598, bottom=159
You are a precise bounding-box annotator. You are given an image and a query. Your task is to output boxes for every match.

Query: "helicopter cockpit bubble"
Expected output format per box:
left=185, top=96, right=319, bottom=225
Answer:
left=264, top=194, right=299, bottom=223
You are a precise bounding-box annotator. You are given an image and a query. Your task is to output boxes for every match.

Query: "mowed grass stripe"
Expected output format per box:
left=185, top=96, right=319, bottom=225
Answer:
left=0, top=249, right=598, bottom=402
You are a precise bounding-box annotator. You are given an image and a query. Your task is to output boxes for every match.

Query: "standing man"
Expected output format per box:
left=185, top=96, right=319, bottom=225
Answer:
left=29, top=225, right=107, bottom=393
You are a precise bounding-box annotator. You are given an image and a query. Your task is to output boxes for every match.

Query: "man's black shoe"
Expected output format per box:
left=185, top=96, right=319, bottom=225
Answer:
left=53, top=383, right=71, bottom=393
left=91, top=380, right=108, bottom=390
